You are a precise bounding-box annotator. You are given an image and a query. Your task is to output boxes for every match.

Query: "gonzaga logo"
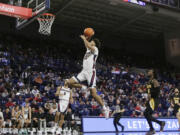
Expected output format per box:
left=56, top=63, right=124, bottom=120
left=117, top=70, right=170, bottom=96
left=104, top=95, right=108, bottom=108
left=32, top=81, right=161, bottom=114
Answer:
left=0, top=5, right=15, bottom=13
left=127, top=120, right=179, bottom=130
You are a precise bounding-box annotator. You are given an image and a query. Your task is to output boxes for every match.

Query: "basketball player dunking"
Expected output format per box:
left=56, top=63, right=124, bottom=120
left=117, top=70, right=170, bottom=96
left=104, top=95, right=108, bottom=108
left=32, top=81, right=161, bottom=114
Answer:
left=65, top=28, right=110, bottom=118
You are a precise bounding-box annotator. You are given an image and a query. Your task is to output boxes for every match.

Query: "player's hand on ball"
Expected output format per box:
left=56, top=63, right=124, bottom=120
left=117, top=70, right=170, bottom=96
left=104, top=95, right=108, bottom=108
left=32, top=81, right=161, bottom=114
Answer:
left=80, top=35, right=86, bottom=40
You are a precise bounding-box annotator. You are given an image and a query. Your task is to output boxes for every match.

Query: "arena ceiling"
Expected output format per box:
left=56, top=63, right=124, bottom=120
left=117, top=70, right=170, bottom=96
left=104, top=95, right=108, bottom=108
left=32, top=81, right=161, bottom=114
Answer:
left=1, top=0, right=180, bottom=40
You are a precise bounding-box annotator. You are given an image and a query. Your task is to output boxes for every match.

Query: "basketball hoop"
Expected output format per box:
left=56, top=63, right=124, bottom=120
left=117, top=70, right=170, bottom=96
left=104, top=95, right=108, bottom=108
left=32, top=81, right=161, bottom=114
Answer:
left=37, top=13, right=55, bottom=36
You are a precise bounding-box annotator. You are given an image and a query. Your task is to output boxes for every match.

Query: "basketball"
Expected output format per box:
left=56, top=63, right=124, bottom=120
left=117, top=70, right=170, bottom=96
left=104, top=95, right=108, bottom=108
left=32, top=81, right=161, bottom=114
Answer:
left=84, top=28, right=95, bottom=37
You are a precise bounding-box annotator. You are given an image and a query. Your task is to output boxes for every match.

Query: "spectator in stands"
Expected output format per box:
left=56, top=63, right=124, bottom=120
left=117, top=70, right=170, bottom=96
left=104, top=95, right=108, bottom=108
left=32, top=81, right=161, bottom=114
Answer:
left=31, top=86, right=39, bottom=96
left=46, top=109, right=55, bottom=127
left=22, top=103, right=31, bottom=128
left=31, top=107, right=38, bottom=129
left=0, top=108, right=4, bottom=128
left=64, top=108, right=77, bottom=130
left=2, top=89, right=9, bottom=98
left=37, top=107, right=45, bottom=128
left=11, top=105, right=22, bottom=130
left=5, top=98, right=15, bottom=108
left=3, top=108, right=11, bottom=128
left=31, top=100, right=39, bottom=110
left=34, top=93, right=42, bottom=103
left=44, top=100, right=51, bottom=113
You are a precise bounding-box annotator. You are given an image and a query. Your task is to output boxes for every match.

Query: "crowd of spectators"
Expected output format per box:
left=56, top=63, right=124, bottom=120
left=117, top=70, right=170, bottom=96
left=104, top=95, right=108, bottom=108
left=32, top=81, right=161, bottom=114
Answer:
left=0, top=35, right=179, bottom=130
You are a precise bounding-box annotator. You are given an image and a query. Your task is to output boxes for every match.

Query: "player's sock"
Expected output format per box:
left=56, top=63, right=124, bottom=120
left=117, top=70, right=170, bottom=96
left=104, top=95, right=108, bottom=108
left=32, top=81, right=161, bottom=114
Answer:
left=82, top=85, right=87, bottom=91
left=55, top=123, right=58, bottom=128
left=104, top=106, right=110, bottom=119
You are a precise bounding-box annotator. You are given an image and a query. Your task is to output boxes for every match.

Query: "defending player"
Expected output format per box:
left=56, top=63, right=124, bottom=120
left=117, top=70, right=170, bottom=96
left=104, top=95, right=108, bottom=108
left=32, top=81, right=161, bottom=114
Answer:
left=170, top=88, right=180, bottom=130
left=144, top=69, right=165, bottom=134
left=65, top=28, right=110, bottom=118
left=55, top=81, right=73, bottom=133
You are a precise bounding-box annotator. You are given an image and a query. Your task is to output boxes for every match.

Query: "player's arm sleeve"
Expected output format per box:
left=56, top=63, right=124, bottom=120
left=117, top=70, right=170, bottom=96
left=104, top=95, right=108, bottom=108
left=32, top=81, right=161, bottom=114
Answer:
left=111, top=111, right=115, bottom=116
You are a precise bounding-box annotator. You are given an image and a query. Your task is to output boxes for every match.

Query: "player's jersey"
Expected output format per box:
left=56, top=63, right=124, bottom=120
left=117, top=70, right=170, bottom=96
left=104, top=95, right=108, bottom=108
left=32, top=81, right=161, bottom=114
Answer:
left=171, top=93, right=180, bottom=105
left=83, top=46, right=98, bottom=71
left=59, top=86, right=71, bottom=101
left=114, top=103, right=124, bottom=117
left=171, top=93, right=180, bottom=114
left=146, top=79, right=160, bottom=110
left=147, top=79, right=160, bottom=99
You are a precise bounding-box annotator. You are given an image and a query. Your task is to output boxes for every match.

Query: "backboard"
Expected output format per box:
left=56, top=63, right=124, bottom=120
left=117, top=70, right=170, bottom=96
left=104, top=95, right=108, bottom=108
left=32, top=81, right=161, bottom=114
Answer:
left=16, top=0, right=50, bottom=30
left=0, top=0, right=50, bottom=30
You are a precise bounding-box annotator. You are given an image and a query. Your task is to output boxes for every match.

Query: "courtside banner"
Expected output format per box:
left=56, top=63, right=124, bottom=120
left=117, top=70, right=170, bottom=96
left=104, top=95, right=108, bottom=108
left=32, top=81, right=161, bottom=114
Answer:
left=0, top=3, right=32, bottom=19
left=82, top=117, right=179, bottom=132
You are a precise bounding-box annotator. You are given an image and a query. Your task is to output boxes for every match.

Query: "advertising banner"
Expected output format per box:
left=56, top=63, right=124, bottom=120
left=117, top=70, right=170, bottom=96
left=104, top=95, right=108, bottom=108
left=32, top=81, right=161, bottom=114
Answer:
left=82, top=117, right=179, bottom=132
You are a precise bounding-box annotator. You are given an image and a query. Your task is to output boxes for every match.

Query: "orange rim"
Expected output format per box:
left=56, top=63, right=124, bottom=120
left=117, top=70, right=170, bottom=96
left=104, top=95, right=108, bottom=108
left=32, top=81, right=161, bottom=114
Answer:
left=37, top=13, right=55, bottom=21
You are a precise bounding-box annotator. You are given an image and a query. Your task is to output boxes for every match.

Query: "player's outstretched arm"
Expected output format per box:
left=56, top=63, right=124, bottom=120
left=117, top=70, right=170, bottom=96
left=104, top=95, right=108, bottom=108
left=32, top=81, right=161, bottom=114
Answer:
left=111, top=110, right=115, bottom=117
left=153, top=79, right=160, bottom=88
left=80, top=35, right=95, bottom=52
left=70, top=91, right=73, bottom=104
left=55, top=86, right=61, bottom=96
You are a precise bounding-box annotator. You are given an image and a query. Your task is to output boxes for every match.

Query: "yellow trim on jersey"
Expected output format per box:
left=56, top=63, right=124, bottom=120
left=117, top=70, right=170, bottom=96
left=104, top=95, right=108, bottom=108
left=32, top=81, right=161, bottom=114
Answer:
left=147, top=84, right=151, bottom=94
left=173, top=97, right=179, bottom=104
left=147, top=85, right=151, bottom=89
left=149, top=98, right=155, bottom=111
left=178, top=108, right=180, bottom=113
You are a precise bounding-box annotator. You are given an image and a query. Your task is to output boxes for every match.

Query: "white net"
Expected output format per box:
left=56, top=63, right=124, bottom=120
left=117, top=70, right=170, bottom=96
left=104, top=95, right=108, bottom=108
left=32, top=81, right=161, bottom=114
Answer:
left=37, top=13, right=55, bottom=36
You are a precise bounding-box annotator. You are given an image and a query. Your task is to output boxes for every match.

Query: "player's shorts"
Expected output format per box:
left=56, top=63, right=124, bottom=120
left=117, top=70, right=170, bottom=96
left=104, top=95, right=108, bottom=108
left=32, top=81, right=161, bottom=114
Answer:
left=145, top=98, right=159, bottom=113
left=73, top=69, right=96, bottom=88
left=59, top=100, right=69, bottom=114
left=173, top=105, right=180, bottom=115
left=51, top=109, right=58, bottom=115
